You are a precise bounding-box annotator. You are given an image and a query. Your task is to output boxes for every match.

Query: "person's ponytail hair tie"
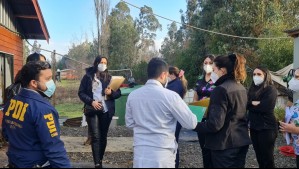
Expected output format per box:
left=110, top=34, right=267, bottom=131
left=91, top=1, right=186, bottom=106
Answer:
left=228, top=53, right=237, bottom=63
left=179, top=70, right=185, bottom=78
left=214, top=53, right=247, bottom=83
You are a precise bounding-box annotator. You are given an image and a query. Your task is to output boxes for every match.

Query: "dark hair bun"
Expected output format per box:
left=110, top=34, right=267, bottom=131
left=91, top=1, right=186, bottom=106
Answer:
left=228, top=53, right=237, bottom=63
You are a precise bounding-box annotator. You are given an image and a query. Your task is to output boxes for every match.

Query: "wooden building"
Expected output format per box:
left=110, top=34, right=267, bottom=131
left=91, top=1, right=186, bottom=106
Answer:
left=0, top=0, right=49, bottom=128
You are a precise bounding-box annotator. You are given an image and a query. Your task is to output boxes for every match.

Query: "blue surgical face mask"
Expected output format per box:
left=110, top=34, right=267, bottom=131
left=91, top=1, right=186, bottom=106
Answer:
left=38, top=80, right=56, bottom=97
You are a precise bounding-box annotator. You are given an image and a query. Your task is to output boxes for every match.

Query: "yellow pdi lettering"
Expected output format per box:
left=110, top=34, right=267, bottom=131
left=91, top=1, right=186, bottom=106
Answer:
left=5, top=99, right=16, bottom=116
left=44, top=113, right=57, bottom=135
left=18, top=104, right=28, bottom=122
left=47, top=120, right=57, bottom=134
left=44, top=114, right=54, bottom=121
left=12, top=101, right=24, bottom=119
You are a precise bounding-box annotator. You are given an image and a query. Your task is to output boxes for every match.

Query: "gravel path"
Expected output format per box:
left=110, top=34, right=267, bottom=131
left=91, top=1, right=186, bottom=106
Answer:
left=0, top=126, right=296, bottom=168
left=61, top=126, right=297, bottom=168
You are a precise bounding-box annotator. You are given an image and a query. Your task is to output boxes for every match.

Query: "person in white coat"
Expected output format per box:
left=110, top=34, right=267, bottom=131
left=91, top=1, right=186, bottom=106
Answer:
left=125, top=58, right=198, bottom=168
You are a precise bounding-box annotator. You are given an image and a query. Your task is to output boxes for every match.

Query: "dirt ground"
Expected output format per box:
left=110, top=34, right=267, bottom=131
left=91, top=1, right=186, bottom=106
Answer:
left=0, top=126, right=297, bottom=168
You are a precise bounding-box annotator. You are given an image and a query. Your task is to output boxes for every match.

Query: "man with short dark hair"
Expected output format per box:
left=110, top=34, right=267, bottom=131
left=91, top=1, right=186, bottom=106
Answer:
left=4, top=53, right=47, bottom=105
left=2, top=61, right=71, bottom=168
left=126, top=58, right=197, bottom=168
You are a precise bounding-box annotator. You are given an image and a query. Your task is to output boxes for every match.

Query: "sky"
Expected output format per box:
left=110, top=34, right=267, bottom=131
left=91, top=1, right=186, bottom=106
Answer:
left=32, top=0, right=187, bottom=60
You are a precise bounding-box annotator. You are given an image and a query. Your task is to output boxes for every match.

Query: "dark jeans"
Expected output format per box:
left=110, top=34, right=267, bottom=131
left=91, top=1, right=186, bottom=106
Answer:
left=86, top=111, right=113, bottom=165
left=175, top=122, right=182, bottom=168
left=197, top=118, right=213, bottom=168
left=250, top=129, right=277, bottom=168
left=211, top=145, right=249, bottom=168
left=297, top=155, right=299, bottom=168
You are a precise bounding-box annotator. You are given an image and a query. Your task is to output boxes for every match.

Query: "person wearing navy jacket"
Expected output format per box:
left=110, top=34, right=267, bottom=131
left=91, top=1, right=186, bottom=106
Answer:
left=2, top=61, right=70, bottom=168
left=78, top=56, right=121, bottom=168
left=166, top=66, right=188, bottom=168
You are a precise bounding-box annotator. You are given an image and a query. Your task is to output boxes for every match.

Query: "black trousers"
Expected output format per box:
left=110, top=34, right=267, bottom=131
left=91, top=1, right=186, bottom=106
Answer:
left=197, top=118, right=213, bottom=168
left=86, top=112, right=112, bottom=165
left=250, top=129, right=277, bottom=168
left=175, top=122, right=182, bottom=168
left=296, top=155, right=299, bottom=168
left=211, top=145, right=249, bottom=168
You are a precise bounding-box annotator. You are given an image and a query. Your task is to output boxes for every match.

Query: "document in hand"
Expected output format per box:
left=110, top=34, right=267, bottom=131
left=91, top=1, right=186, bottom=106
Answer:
left=108, top=76, right=125, bottom=91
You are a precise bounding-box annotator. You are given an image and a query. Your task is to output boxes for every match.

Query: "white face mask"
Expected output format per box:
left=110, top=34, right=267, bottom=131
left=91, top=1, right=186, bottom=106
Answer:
left=289, top=78, right=299, bottom=92
left=204, top=65, right=213, bottom=74
left=253, top=76, right=264, bottom=86
left=211, top=72, right=219, bottom=83
left=98, top=64, right=107, bottom=72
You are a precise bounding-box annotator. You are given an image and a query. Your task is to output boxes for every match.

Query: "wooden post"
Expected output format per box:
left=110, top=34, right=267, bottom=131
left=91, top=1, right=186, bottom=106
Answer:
left=52, top=50, right=57, bottom=106
left=285, top=28, right=299, bottom=102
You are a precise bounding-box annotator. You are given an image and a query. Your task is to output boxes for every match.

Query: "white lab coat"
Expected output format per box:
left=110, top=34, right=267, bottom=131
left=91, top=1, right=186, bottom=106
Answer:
left=126, top=80, right=197, bottom=168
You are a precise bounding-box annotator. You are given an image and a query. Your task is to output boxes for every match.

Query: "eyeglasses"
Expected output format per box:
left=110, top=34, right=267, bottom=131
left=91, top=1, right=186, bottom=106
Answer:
left=253, top=73, right=263, bottom=76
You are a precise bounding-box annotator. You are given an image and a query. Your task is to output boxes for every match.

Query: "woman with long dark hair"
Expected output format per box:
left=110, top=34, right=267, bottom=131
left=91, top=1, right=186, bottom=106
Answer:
left=166, top=66, right=188, bottom=168
left=78, top=56, right=121, bottom=168
left=248, top=66, right=278, bottom=168
left=193, top=55, right=215, bottom=168
left=194, top=53, right=251, bottom=168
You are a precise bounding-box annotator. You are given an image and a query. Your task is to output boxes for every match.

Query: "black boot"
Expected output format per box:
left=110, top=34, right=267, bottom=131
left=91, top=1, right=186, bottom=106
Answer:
left=95, top=161, right=103, bottom=168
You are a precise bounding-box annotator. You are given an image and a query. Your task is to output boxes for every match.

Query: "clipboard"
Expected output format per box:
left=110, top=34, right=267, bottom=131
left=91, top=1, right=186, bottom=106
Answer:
left=189, top=98, right=210, bottom=107
left=108, top=76, right=125, bottom=91
left=188, top=105, right=206, bottom=122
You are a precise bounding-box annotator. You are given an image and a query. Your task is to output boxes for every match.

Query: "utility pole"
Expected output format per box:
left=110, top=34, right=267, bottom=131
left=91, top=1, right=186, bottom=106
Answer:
left=52, top=50, right=57, bottom=107
left=285, top=28, right=299, bottom=102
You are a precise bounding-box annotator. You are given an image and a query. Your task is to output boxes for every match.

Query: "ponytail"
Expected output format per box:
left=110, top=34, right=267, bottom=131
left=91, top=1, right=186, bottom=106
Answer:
left=169, top=67, right=188, bottom=98
left=233, top=54, right=247, bottom=83
left=214, top=53, right=247, bottom=83
left=180, top=74, right=188, bottom=98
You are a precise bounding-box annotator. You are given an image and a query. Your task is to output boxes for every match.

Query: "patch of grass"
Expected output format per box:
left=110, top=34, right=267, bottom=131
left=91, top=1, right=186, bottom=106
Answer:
left=55, top=103, right=83, bottom=118
left=57, top=80, right=81, bottom=88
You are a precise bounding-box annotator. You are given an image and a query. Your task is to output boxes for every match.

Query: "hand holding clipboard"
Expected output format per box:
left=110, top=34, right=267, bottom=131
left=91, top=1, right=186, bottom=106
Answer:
left=108, top=76, right=125, bottom=91
left=104, top=76, right=125, bottom=100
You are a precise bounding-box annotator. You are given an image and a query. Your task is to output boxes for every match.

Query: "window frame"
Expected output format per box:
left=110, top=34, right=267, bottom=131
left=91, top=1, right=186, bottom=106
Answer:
left=0, top=51, right=14, bottom=107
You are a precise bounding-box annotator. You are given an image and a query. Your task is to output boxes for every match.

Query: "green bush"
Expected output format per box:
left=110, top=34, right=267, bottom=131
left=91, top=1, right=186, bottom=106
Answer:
left=274, top=107, right=285, bottom=122
left=132, top=61, right=148, bottom=85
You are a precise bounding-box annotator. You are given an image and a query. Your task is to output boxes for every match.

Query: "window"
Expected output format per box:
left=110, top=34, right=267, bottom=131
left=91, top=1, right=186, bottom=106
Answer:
left=0, top=53, right=14, bottom=106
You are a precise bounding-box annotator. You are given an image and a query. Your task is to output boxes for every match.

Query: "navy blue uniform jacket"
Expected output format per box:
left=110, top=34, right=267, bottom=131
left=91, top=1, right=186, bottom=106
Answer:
left=2, top=89, right=71, bottom=168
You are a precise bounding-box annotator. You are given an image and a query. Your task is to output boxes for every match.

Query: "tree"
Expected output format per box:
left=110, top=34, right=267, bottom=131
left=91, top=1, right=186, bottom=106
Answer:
left=108, top=2, right=139, bottom=69
left=31, top=40, right=41, bottom=54
left=94, top=0, right=110, bottom=56
left=67, top=40, right=93, bottom=64
left=162, top=0, right=298, bottom=87
left=135, top=5, right=162, bottom=62
left=161, top=22, right=181, bottom=65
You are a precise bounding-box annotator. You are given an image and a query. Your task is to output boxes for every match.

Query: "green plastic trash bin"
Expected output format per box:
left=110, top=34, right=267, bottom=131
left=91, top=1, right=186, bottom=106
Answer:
left=115, top=85, right=142, bottom=126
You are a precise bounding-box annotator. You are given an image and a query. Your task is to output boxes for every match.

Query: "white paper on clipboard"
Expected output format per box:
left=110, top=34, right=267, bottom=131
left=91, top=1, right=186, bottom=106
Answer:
left=285, top=107, right=292, bottom=145
left=108, top=76, right=125, bottom=91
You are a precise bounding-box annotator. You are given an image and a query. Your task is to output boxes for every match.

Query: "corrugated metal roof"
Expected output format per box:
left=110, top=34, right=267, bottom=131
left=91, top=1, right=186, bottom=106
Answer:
left=7, top=0, right=50, bottom=42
